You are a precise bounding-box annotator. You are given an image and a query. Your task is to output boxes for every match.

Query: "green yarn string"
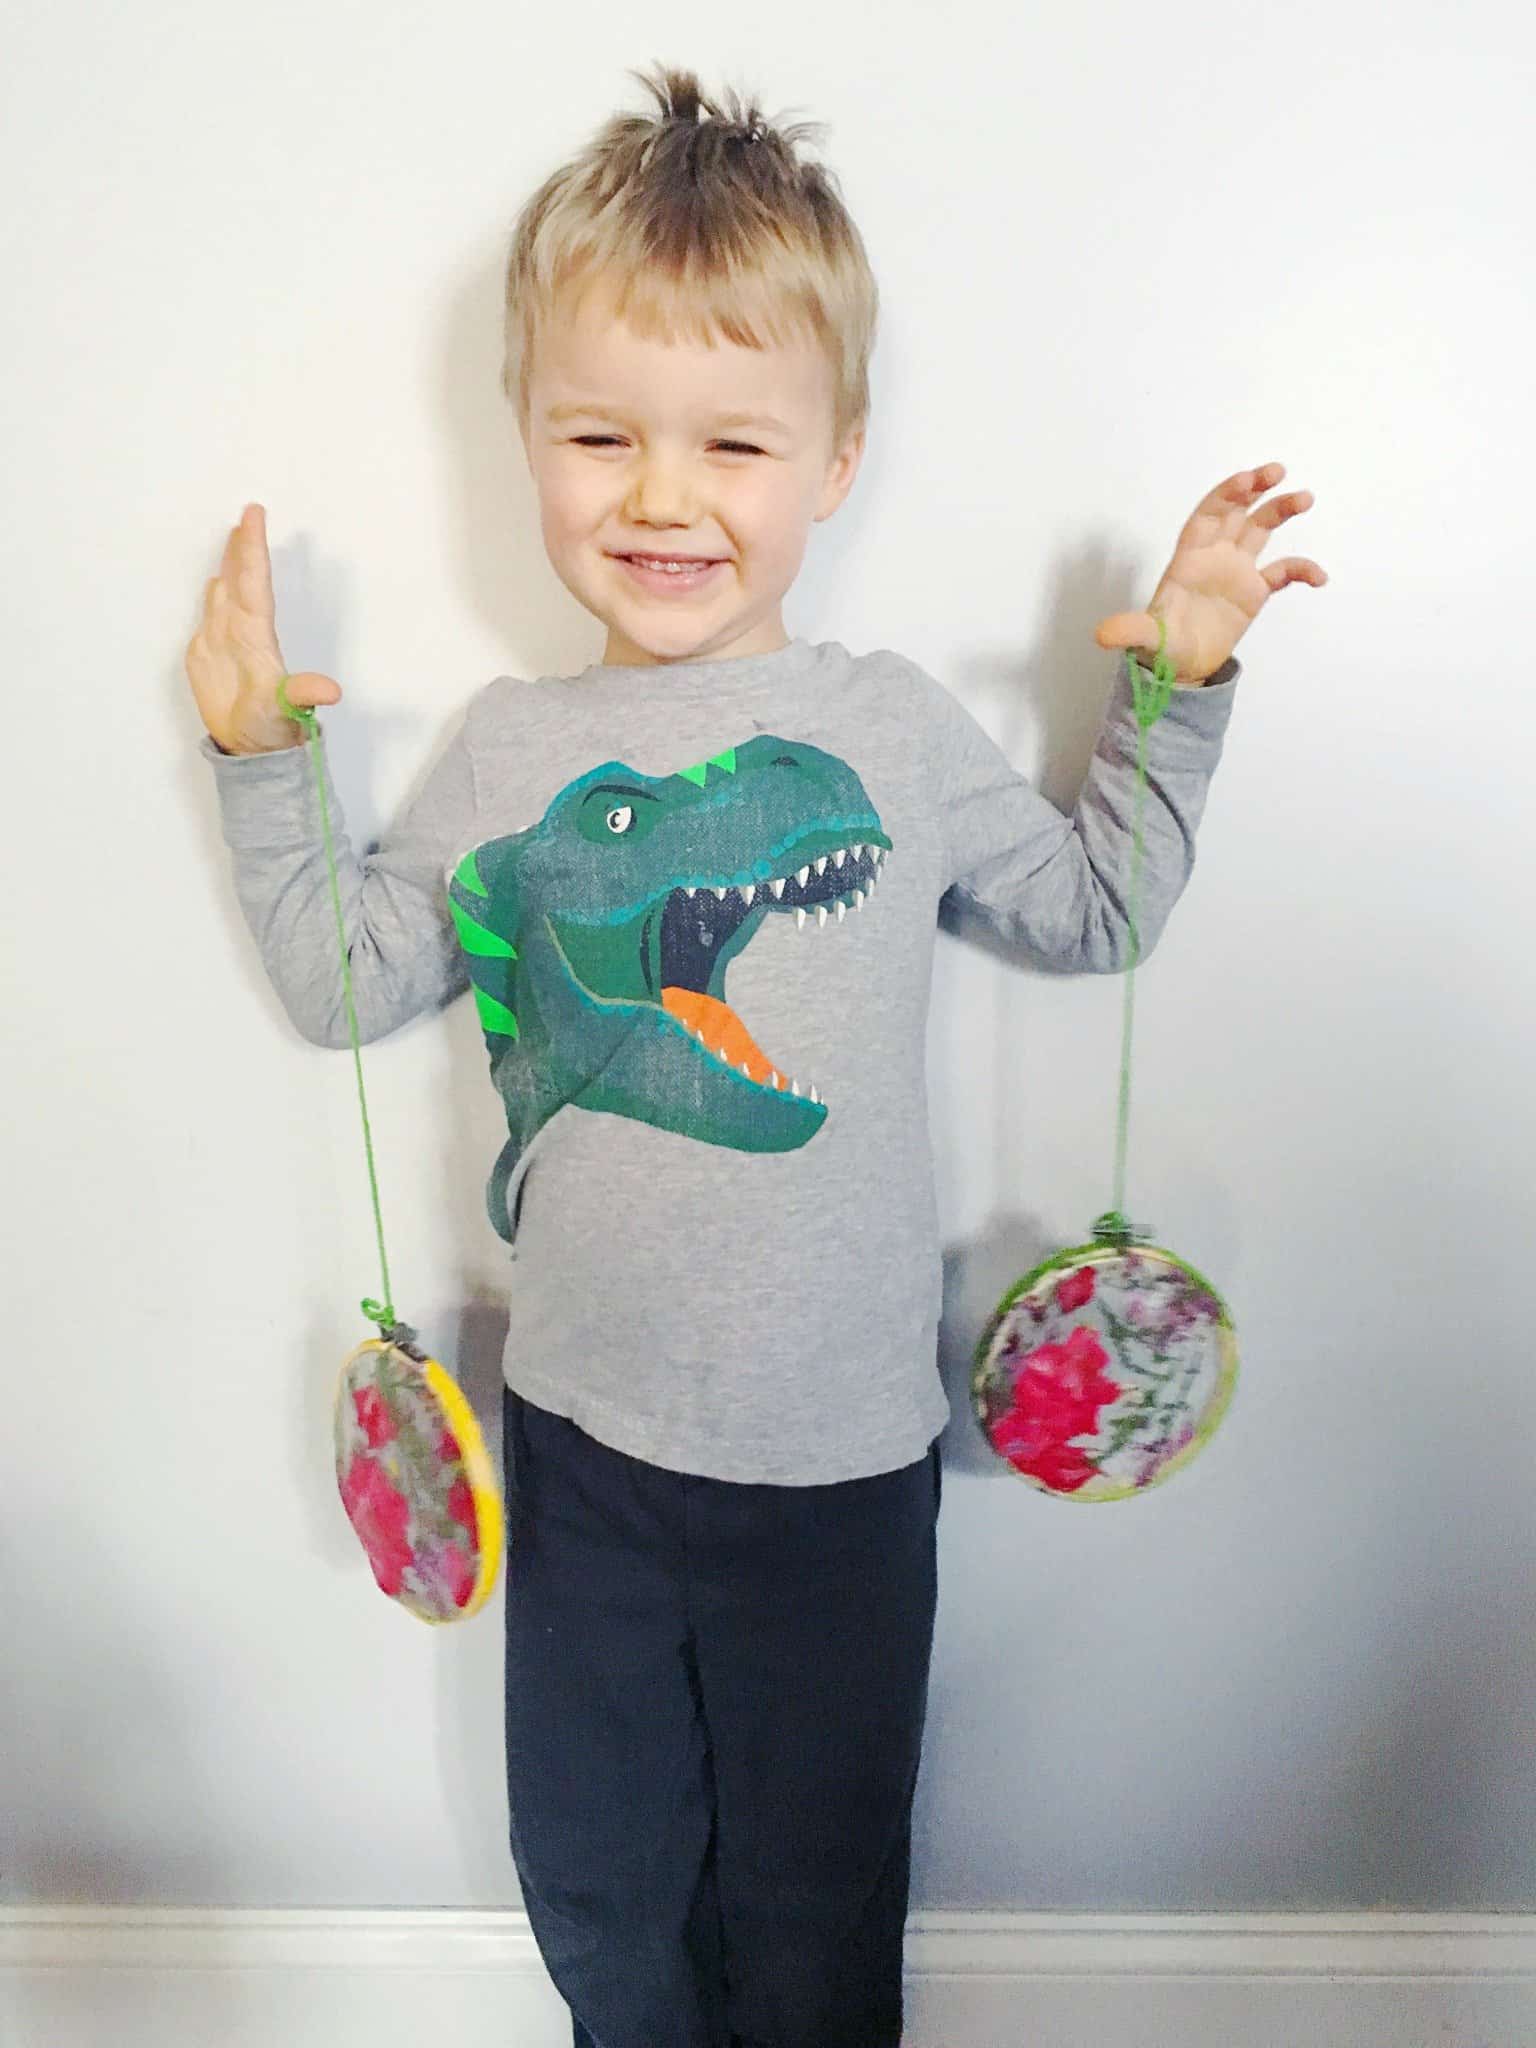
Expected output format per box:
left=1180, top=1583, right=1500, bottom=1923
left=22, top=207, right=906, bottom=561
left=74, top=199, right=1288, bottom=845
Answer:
left=1100, top=612, right=1176, bottom=1250
left=275, top=677, right=397, bottom=1335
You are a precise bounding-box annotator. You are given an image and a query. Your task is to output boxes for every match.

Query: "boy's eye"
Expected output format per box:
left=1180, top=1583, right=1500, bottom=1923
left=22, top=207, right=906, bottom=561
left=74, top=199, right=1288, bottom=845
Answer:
left=572, top=436, right=763, bottom=456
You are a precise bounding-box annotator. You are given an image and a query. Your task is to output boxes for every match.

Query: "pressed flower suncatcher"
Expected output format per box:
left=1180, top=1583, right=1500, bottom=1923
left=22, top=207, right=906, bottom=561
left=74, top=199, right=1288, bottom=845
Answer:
left=278, top=680, right=506, bottom=1622
left=972, top=623, right=1240, bottom=1501
left=334, top=1334, right=503, bottom=1622
left=972, top=1236, right=1238, bottom=1502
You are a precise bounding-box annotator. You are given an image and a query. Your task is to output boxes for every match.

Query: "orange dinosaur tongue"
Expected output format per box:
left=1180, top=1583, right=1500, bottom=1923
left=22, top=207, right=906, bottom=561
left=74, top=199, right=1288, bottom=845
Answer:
left=662, top=987, right=777, bottom=1086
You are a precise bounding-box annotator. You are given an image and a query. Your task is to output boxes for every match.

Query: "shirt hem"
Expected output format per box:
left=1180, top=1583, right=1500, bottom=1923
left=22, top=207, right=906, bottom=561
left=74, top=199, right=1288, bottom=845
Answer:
left=502, top=1361, right=950, bottom=1487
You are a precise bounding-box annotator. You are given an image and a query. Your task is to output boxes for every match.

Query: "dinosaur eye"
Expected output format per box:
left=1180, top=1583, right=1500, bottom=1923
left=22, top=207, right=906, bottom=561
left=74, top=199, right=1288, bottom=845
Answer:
left=605, top=804, right=635, bottom=834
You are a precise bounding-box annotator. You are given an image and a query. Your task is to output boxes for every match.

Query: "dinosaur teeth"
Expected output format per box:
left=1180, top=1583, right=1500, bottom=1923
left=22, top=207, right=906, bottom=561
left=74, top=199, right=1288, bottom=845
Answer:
left=677, top=842, right=885, bottom=915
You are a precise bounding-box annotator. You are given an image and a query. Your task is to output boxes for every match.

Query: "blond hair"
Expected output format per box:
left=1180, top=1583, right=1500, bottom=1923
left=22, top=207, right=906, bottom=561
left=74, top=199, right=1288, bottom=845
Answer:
left=502, top=63, right=878, bottom=455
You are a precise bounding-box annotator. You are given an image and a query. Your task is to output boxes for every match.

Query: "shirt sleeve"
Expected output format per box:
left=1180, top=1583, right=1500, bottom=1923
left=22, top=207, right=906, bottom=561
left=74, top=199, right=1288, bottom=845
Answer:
left=926, top=652, right=1241, bottom=970
left=199, top=698, right=483, bottom=1047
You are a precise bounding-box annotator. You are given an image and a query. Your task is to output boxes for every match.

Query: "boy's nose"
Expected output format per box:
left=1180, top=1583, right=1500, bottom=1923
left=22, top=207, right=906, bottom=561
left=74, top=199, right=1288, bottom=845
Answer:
left=626, top=457, right=696, bottom=521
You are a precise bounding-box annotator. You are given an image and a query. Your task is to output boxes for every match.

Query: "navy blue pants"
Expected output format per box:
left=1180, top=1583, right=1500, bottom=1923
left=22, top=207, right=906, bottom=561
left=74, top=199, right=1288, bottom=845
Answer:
left=501, top=1387, right=942, bottom=2048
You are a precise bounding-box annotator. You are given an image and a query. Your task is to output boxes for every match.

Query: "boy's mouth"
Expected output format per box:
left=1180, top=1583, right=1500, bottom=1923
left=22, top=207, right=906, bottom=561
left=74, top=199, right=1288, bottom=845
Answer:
left=614, top=554, right=728, bottom=594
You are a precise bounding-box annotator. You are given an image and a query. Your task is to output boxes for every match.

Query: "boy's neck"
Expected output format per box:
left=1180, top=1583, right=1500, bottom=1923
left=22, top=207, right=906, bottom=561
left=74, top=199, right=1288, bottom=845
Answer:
left=601, top=617, right=791, bottom=668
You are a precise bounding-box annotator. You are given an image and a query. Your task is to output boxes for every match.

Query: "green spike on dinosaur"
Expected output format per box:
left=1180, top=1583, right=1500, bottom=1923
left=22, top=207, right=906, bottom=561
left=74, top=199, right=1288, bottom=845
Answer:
left=473, top=987, right=519, bottom=1038
left=454, top=848, right=489, bottom=899
left=450, top=895, right=517, bottom=959
left=678, top=747, right=737, bottom=788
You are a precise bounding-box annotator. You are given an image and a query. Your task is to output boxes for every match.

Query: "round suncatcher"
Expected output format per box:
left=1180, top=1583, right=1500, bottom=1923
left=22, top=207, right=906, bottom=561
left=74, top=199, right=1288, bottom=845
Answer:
left=971, top=620, right=1240, bottom=1501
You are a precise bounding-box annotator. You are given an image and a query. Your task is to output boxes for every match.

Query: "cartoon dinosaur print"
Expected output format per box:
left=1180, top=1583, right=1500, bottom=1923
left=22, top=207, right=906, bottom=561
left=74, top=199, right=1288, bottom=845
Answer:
left=447, top=734, right=892, bottom=1243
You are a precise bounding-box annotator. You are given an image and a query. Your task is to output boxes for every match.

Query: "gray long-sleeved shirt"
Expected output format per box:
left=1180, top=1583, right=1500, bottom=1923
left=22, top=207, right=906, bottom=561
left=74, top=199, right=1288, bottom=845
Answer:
left=202, top=634, right=1238, bottom=1484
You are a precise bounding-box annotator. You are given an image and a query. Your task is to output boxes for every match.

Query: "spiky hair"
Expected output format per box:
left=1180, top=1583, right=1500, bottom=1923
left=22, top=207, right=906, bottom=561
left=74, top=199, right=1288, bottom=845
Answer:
left=501, top=62, right=878, bottom=453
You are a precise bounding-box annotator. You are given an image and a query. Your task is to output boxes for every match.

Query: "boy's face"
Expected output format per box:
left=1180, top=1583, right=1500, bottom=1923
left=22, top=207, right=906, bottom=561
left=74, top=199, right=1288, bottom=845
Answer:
left=520, top=280, right=865, bottom=668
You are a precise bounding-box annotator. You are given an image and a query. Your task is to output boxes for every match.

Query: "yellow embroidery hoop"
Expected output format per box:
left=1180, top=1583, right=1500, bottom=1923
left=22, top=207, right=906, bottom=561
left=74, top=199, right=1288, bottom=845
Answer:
left=336, top=1335, right=505, bottom=1622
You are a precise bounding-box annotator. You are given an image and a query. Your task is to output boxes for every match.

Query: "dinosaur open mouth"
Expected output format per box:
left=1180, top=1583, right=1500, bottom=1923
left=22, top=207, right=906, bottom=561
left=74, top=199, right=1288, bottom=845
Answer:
left=655, top=838, right=886, bottom=1102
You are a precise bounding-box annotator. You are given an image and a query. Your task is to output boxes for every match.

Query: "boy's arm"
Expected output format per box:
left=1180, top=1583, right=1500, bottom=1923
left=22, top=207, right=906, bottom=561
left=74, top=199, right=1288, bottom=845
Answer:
left=200, top=701, right=481, bottom=1046
left=930, top=654, right=1240, bottom=968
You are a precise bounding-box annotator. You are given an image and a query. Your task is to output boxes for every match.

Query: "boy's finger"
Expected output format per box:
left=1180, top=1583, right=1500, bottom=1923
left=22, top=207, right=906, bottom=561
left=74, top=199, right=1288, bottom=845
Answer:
left=237, top=510, right=275, bottom=607
left=280, top=670, right=343, bottom=709
left=217, top=505, right=268, bottom=594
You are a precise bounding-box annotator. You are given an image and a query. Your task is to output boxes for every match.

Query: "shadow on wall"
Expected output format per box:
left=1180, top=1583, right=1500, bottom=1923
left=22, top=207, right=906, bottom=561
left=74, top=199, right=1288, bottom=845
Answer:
left=936, top=1206, right=1057, bottom=1481
left=432, top=1292, right=522, bottom=1903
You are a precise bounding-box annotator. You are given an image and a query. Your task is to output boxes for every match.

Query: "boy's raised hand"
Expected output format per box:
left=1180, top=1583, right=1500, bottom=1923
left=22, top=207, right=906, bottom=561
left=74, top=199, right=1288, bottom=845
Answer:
left=185, top=504, right=342, bottom=753
left=1093, top=463, right=1327, bottom=686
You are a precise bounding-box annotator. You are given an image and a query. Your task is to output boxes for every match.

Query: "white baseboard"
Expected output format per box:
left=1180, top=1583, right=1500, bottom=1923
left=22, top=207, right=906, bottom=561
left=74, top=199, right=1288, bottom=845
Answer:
left=4, top=1907, right=1535, bottom=2047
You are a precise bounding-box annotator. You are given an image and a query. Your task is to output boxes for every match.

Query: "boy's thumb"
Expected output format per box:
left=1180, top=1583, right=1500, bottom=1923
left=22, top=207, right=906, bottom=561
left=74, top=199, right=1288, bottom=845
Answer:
left=279, top=670, right=343, bottom=709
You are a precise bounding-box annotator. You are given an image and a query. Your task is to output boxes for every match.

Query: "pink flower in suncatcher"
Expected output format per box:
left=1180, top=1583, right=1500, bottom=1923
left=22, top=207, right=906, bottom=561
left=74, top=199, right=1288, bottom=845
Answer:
left=1054, top=1265, right=1097, bottom=1314
left=1014, top=1325, right=1118, bottom=1438
left=447, top=1474, right=477, bottom=1539
left=992, top=1325, right=1121, bottom=1493
left=352, top=1383, right=396, bottom=1449
left=1137, top=1420, right=1196, bottom=1488
left=991, top=1399, right=1104, bottom=1492
left=416, top=1537, right=478, bottom=1609
left=437, top=1425, right=462, bottom=1463
left=441, top=1541, right=477, bottom=1609
left=339, top=1453, right=415, bottom=1596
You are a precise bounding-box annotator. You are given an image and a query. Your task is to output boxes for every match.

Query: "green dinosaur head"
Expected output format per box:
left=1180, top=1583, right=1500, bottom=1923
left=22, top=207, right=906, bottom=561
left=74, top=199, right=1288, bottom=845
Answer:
left=447, top=733, right=891, bottom=1239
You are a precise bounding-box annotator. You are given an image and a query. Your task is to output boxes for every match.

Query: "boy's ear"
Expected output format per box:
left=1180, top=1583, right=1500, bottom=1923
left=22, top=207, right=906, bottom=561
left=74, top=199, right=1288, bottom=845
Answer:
left=816, top=425, right=866, bottom=523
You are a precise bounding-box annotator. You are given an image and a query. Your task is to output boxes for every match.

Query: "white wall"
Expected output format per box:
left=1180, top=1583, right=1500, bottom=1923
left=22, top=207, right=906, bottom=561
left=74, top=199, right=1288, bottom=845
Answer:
left=4, top=0, right=1532, bottom=1917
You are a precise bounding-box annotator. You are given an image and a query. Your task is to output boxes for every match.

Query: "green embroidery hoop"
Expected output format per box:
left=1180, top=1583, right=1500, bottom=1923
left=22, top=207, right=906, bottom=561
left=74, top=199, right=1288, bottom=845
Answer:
left=970, top=618, right=1240, bottom=1501
left=276, top=678, right=506, bottom=1618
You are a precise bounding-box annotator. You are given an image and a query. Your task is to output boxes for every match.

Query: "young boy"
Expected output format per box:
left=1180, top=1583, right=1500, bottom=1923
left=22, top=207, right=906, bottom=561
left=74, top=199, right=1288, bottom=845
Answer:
left=186, top=62, right=1323, bottom=2048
